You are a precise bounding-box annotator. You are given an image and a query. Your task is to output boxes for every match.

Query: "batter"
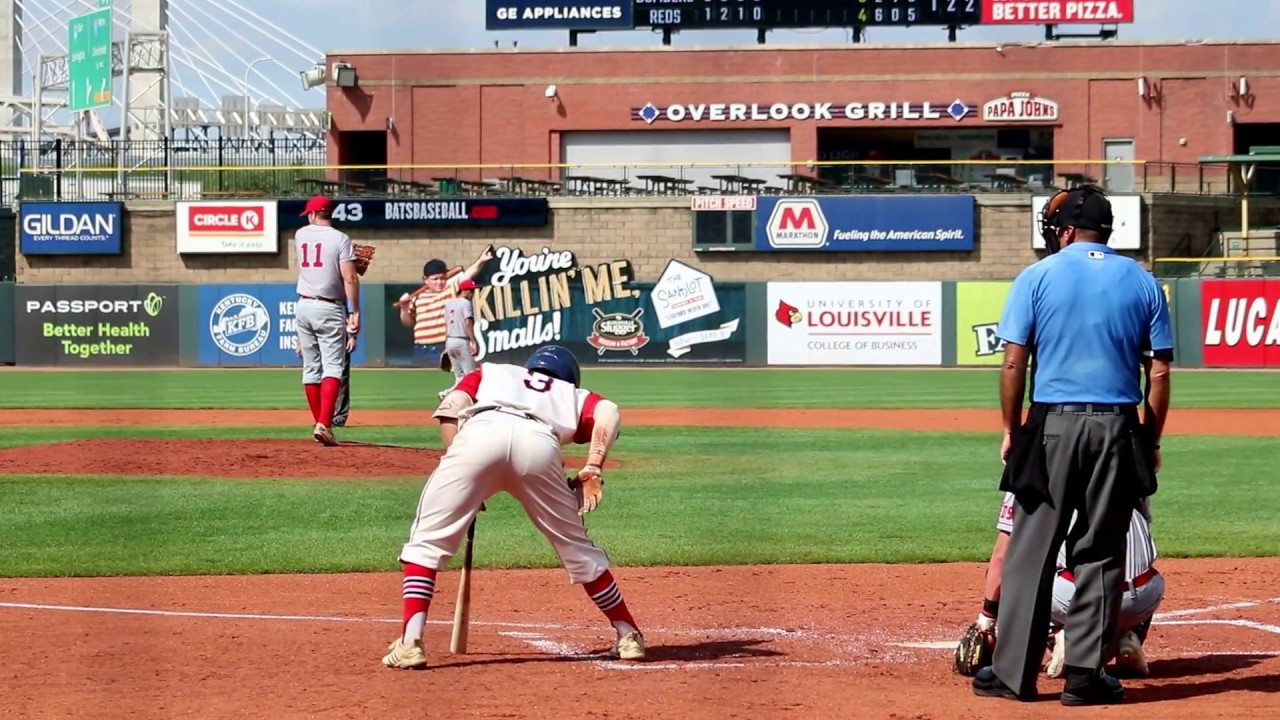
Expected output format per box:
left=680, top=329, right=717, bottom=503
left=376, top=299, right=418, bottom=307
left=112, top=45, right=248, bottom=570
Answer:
left=382, top=345, right=645, bottom=669
left=293, top=195, right=360, bottom=446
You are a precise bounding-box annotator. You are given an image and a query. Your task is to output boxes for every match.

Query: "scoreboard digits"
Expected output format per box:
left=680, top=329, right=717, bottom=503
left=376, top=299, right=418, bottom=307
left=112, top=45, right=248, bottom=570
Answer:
left=634, top=0, right=982, bottom=29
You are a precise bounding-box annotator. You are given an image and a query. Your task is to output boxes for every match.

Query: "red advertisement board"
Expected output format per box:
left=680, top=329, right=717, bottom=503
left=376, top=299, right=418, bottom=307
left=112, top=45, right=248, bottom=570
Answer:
left=982, top=0, right=1135, bottom=24
left=1201, top=280, right=1280, bottom=367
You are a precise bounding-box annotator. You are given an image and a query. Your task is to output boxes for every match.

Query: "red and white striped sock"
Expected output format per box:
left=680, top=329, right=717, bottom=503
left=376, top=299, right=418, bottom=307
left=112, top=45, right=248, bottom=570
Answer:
left=583, top=570, right=638, bottom=636
left=401, top=563, right=436, bottom=644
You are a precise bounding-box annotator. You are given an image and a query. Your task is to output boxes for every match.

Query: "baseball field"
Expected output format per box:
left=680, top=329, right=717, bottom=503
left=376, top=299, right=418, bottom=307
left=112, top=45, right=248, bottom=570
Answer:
left=1, top=366, right=1278, bottom=719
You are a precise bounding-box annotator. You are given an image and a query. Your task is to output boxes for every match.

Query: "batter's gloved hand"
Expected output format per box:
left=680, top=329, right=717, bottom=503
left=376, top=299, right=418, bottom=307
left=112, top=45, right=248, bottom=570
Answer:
left=569, top=464, right=604, bottom=516
left=953, top=614, right=997, bottom=677
left=353, top=243, right=376, bottom=275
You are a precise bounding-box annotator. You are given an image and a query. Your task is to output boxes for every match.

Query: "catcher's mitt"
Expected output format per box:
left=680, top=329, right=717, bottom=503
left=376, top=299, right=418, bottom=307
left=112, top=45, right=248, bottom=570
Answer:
left=953, top=621, right=996, bottom=677
left=353, top=244, right=376, bottom=276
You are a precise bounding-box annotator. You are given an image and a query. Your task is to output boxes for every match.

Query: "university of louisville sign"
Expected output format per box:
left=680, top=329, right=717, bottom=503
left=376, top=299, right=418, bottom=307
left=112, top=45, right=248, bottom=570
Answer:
left=982, top=91, right=1060, bottom=123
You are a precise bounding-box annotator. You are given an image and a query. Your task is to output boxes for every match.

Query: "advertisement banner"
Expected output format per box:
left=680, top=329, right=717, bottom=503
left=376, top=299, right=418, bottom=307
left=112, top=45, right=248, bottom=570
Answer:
left=982, top=0, right=1134, bottom=24
left=14, top=284, right=179, bottom=366
left=766, top=282, right=943, bottom=366
left=754, top=195, right=975, bottom=252
left=485, top=0, right=633, bottom=30
left=177, top=201, right=279, bottom=254
left=1031, top=194, right=1142, bottom=251
left=19, top=201, right=123, bottom=255
left=275, top=198, right=550, bottom=230
left=384, top=248, right=745, bottom=367
left=196, top=284, right=369, bottom=366
left=955, top=282, right=1013, bottom=366
left=1201, top=279, right=1280, bottom=367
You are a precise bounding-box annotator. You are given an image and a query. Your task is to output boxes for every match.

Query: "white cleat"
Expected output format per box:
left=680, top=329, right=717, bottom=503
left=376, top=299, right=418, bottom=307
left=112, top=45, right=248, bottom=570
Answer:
left=312, top=422, right=338, bottom=446
left=611, top=631, right=646, bottom=660
left=1046, top=629, right=1066, bottom=678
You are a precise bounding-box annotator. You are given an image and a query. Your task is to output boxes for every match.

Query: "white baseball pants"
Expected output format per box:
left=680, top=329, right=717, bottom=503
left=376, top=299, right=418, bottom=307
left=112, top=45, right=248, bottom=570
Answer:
left=1052, top=570, right=1165, bottom=633
left=294, top=297, right=348, bottom=383
left=398, top=408, right=611, bottom=584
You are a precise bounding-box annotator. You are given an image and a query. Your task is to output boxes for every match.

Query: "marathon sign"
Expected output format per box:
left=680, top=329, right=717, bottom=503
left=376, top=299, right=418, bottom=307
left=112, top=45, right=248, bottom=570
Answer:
left=982, top=0, right=1135, bottom=24
left=1201, top=280, right=1280, bottom=367
left=983, top=92, right=1060, bottom=123
left=754, top=195, right=976, bottom=253
left=633, top=99, right=976, bottom=124
left=176, top=200, right=279, bottom=254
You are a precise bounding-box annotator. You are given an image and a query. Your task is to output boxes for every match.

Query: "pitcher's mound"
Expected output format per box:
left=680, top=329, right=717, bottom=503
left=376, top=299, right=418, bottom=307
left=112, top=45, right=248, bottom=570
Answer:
left=0, top=438, right=443, bottom=479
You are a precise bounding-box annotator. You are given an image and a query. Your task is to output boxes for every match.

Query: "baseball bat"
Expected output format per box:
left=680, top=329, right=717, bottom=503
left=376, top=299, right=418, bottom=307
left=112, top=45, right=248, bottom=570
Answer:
left=449, top=517, right=477, bottom=654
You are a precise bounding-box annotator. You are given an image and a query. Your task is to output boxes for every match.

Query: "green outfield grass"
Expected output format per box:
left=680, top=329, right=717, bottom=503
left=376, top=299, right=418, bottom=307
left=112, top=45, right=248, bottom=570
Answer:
left=1, top=367, right=1278, bottom=409
left=0, top=424, right=1276, bottom=577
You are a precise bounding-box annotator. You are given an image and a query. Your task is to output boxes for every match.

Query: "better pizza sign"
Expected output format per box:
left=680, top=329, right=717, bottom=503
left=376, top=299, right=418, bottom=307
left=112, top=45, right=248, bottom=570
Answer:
left=176, top=201, right=279, bottom=254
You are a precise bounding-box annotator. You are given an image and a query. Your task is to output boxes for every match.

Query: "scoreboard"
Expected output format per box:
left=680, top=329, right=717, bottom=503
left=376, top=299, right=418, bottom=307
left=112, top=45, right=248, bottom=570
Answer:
left=633, top=0, right=980, bottom=30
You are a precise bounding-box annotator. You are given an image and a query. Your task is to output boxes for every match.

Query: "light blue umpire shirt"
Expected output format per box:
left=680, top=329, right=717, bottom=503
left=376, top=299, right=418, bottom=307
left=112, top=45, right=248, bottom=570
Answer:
left=996, top=242, right=1175, bottom=405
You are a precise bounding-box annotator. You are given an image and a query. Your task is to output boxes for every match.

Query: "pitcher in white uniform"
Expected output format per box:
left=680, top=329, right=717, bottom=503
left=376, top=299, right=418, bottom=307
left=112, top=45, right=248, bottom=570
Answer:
left=381, top=345, right=646, bottom=670
left=293, top=195, right=360, bottom=446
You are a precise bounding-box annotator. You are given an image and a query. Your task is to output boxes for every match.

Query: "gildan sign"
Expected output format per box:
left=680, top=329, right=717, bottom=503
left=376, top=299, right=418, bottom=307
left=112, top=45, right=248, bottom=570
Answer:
left=983, top=92, right=1059, bottom=123
left=982, top=0, right=1135, bottom=23
left=177, top=200, right=279, bottom=254
left=19, top=202, right=123, bottom=255
left=634, top=99, right=975, bottom=124
left=1201, top=280, right=1280, bottom=367
left=766, top=282, right=943, bottom=366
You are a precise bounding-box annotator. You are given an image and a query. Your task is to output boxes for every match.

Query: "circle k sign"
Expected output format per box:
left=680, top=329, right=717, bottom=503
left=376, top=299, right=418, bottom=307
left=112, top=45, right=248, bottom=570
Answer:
left=766, top=199, right=829, bottom=249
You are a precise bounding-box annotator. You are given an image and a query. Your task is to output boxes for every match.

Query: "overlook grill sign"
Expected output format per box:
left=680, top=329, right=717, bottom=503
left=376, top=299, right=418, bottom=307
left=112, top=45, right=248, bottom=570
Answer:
left=982, top=92, right=1060, bottom=123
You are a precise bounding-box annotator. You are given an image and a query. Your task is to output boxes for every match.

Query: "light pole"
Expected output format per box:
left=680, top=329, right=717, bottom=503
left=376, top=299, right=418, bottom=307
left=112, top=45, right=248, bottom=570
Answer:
left=242, top=55, right=271, bottom=138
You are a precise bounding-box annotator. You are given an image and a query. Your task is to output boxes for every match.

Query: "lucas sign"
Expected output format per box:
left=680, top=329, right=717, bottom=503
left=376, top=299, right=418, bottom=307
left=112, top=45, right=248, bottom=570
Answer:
left=1201, top=280, right=1280, bottom=367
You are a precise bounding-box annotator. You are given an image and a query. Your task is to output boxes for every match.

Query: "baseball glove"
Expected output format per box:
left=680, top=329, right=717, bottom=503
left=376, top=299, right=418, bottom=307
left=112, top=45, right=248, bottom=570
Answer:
left=953, top=620, right=997, bottom=677
left=353, top=244, right=376, bottom=275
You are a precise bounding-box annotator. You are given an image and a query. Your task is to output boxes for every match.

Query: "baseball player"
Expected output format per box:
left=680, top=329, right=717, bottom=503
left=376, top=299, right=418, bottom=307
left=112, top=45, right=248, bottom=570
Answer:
left=381, top=345, right=645, bottom=669
left=441, top=278, right=480, bottom=393
left=293, top=195, right=360, bottom=446
left=329, top=241, right=375, bottom=428
left=395, top=247, right=493, bottom=399
left=962, top=492, right=1164, bottom=679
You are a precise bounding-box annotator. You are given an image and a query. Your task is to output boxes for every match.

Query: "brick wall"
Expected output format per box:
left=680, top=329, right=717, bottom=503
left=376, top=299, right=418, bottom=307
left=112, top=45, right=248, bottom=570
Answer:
left=16, top=194, right=1280, bottom=285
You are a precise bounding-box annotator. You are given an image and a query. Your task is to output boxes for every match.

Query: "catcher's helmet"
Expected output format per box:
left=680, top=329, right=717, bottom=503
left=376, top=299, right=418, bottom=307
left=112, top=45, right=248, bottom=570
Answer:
left=1038, top=184, right=1113, bottom=254
left=525, top=345, right=580, bottom=387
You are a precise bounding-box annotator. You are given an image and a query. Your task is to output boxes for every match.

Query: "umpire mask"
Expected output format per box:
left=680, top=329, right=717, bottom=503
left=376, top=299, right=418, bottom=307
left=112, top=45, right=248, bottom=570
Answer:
left=1039, top=185, right=1114, bottom=254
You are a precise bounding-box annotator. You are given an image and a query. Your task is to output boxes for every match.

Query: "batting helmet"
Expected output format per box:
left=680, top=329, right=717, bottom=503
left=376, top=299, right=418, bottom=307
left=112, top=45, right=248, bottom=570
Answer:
left=1038, top=184, right=1113, bottom=254
left=525, top=345, right=581, bottom=387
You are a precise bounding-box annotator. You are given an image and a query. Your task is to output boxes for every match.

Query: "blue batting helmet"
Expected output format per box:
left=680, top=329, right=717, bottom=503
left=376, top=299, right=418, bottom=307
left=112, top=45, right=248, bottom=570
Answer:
left=525, top=344, right=581, bottom=387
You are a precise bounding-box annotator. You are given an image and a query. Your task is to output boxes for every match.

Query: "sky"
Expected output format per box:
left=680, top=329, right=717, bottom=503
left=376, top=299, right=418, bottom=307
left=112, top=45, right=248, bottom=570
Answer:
left=45, top=0, right=1272, bottom=113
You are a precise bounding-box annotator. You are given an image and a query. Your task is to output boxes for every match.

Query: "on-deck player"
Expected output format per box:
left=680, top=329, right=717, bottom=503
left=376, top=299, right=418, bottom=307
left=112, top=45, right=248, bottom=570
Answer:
left=381, top=344, right=645, bottom=669
left=976, top=492, right=1164, bottom=679
left=395, top=247, right=493, bottom=398
left=441, top=278, right=480, bottom=393
left=293, top=195, right=360, bottom=446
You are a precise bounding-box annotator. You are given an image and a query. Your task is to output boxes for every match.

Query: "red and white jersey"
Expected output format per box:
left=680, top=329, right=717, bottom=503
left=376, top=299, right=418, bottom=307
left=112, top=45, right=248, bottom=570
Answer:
left=995, top=492, right=1158, bottom=581
left=452, top=362, right=604, bottom=445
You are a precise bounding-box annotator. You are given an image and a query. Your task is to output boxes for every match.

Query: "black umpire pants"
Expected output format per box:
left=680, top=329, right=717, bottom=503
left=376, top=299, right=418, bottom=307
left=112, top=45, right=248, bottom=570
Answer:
left=333, top=348, right=352, bottom=426
left=992, top=404, right=1138, bottom=696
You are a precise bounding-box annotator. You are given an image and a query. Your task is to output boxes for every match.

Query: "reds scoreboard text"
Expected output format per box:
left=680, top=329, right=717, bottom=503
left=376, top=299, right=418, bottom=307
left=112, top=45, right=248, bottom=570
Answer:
left=487, top=0, right=1132, bottom=30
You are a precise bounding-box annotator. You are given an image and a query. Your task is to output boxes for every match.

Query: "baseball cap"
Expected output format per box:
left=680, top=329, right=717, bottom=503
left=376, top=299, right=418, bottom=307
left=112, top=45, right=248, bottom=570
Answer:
left=301, top=195, right=334, bottom=216
left=1052, top=187, right=1114, bottom=235
left=457, top=278, right=478, bottom=291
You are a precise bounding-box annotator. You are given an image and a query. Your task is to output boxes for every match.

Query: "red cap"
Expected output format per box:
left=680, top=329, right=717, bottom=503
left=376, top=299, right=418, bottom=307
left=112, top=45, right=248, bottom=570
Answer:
left=301, top=195, right=334, bottom=216
left=457, top=278, right=478, bottom=291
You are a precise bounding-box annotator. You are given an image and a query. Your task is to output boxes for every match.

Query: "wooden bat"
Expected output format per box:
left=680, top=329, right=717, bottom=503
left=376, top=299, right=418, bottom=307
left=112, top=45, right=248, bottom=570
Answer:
left=450, top=517, right=477, bottom=654
left=392, top=245, right=495, bottom=309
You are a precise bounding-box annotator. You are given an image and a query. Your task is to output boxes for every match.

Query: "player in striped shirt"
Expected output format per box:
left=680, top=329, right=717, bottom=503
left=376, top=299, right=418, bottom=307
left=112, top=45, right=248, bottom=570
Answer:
left=395, top=247, right=493, bottom=396
left=976, top=493, right=1164, bottom=680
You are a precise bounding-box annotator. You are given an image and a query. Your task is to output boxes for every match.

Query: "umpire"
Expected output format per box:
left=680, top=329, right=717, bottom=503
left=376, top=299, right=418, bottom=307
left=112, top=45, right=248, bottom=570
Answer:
left=972, top=186, right=1173, bottom=706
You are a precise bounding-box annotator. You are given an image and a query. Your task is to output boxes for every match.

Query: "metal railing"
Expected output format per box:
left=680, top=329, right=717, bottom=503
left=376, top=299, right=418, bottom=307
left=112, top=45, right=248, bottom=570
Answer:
left=1, top=140, right=1272, bottom=203
left=1153, top=256, right=1280, bottom=279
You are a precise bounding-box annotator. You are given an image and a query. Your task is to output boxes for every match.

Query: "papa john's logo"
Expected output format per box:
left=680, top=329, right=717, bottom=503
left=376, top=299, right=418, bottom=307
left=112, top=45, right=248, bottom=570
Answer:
left=774, top=300, right=803, bottom=328
left=766, top=199, right=828, bottom=249
left=586, top=307, right=650, bottom=356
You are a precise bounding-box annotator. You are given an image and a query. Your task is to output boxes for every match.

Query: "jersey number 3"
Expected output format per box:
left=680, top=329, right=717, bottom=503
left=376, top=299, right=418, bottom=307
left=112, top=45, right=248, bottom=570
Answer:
left=523, top=372, right=553, bottom=393
left=300, top=243, right=324, bottom=268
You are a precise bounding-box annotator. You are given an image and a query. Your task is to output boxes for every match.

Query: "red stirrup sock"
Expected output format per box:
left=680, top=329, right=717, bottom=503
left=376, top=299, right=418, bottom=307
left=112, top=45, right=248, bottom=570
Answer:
left=584, top=570, right=639, bottom=636
left=304, top=384, right=321, bottom=423
left=318, top=377, right=341, bottom=427
left=401, top=563, right=437, bottom=644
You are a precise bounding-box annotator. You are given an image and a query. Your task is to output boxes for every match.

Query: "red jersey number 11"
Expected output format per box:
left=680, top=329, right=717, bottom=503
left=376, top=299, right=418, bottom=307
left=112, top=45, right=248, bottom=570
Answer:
left=300, top=243, right=324, bottom=268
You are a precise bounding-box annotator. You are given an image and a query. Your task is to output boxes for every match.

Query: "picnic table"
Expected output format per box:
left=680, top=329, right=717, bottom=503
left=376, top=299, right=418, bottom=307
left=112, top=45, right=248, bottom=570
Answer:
left=777, top=173, right=836, bottom=194
left=711, top=174, right=767, bottom=194
left=844, top=173, right=893, bottom=191
left=985, top=172, right=1028, bottom=191
left=635, top=174, right=695, bottom=194
left=295, top=177, right=368, bottom=195
left=565, top=175, right=632, bottom=195
left=915, top=171, right=966, bottom=189
left=386, top=179, right=438, bottom=196
left=502, top=176, right=563, bottom=195
left=1060, top=173, right=1098, bottom=189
